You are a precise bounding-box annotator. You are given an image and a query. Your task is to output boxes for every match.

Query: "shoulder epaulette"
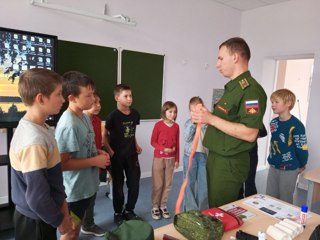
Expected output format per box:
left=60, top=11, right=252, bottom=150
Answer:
left=239, top=78, right=250, bottom=90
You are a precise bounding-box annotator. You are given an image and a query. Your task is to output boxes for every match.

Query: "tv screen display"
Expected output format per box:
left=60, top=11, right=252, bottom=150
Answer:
left=0, top=27, right=57, bottom=128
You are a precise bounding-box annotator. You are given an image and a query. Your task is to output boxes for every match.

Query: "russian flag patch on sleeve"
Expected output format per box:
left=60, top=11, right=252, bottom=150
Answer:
left=245, top=100, right=259, bottom=114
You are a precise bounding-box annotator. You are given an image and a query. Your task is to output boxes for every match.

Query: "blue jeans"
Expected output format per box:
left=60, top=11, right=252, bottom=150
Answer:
left=182, top=152, right=208, bottom=211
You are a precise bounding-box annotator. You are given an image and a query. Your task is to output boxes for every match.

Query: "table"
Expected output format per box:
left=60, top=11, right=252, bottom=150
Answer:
left=154, top=194, right=320, bottom=240
left=303, top=168, right=320, bottom=211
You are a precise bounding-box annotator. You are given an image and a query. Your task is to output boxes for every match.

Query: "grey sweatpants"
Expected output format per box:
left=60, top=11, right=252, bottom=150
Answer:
left=266, top=166, right=299, bottom=204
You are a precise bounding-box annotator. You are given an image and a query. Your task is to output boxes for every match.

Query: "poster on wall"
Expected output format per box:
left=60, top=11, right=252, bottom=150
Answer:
left=212, top=88, right=224, bottom=111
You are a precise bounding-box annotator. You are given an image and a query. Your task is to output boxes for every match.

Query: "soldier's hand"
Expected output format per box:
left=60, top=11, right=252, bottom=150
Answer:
left=191, top=104, right=209, bottom=124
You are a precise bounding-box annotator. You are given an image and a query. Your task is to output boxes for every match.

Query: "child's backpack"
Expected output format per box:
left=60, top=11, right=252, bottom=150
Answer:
left=105, top=220, right=154, bottom=240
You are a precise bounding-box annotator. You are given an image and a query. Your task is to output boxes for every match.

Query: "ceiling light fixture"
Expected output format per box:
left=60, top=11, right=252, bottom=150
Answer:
left=30, top=0, right=136, bottom=26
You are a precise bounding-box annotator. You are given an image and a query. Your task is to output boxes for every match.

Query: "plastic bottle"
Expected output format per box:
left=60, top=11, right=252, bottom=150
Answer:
left=258, top=231, right=266, bottom=240
left=300, top=205, right=308, bottom=228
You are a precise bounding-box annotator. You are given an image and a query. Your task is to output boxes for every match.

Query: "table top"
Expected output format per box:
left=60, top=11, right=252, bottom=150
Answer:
left=154, top=194, right=320, bottom=240
left=303, top=168, right=320, bottom=183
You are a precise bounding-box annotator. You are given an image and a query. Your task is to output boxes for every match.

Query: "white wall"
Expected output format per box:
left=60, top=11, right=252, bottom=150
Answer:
left=0, top=0, right=241, bottom=182
left=241, top=0, right=320, bottom=171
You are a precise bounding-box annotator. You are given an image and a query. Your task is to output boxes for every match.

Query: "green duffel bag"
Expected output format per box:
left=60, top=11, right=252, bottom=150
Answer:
left=174, top=210, right=224, bottom=240
left=105, top=220, right=154, bottom=240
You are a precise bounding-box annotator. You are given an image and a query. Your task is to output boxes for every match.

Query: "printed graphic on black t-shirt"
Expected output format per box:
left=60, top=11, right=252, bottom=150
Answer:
left=123, top=121, right=135, bottom=138
left=106, top=109, right=140, bottom=157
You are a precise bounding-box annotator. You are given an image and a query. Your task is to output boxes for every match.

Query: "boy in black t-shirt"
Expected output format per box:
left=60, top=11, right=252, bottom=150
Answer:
left=104, top=84, right=142, bottom=226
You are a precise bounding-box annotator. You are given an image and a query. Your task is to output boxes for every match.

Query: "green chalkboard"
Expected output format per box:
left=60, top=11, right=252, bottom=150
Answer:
left=121, top=50, right=164, bottom=120
left=56, top=40, right=118, bottom=119
left=56, top=41, right=164, bottom=120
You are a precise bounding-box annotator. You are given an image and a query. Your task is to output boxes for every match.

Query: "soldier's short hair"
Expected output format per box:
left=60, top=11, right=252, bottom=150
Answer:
left=219, top=37, right=251, bottom=62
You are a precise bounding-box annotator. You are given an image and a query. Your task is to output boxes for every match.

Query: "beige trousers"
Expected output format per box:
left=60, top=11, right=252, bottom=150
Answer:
left=151, top=157, right=175, bottom=209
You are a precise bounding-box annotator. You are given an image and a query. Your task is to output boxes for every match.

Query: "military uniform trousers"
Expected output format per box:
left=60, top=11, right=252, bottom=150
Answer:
left=206, top=151, right=250, bottom=207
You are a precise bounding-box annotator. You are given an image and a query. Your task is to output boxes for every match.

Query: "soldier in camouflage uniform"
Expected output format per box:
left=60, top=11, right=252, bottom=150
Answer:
left=191, top=37, right=267, bottom=207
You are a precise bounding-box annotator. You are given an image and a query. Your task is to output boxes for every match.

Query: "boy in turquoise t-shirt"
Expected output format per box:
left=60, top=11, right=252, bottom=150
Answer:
left=55, top=71, right=110, bottom=240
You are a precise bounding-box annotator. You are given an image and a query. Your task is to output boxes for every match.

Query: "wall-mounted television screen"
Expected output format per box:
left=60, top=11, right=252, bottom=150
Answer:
left=0, top=27, right=57, bottom=128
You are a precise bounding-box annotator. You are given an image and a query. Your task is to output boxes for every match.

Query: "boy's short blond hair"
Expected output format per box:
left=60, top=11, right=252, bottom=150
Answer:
left=271, top=88, right=296, bottom=110
left=19, top=68, right=63, bottom=106
left=189, top=96, right=204, bottom=108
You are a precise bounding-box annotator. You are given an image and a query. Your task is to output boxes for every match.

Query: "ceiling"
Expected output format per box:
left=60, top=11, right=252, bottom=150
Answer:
left=211, top=0, right=293, bottom=11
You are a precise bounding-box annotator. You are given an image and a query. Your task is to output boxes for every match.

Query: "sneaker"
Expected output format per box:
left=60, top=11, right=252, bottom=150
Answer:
left=105, top=192, right=112, bottom=199
left=114, top=213, right=126, bottom=226
left=160, top=207, right=171, bottom=219
left=81, top=224, right=105, bottom=237
left=123, top=210, right=142, bottom=221
left=151, top=208, right=161, bottom=220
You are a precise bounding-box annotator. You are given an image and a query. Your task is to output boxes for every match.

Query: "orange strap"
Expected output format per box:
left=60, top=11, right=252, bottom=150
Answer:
left=175, top=122, right=202, bottom=214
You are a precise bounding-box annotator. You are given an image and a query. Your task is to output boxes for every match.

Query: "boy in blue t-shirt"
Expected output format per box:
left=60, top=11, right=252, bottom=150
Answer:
left=55, top=71, right=110, bottom=240
left=266, top=88, right=308, bottom=204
